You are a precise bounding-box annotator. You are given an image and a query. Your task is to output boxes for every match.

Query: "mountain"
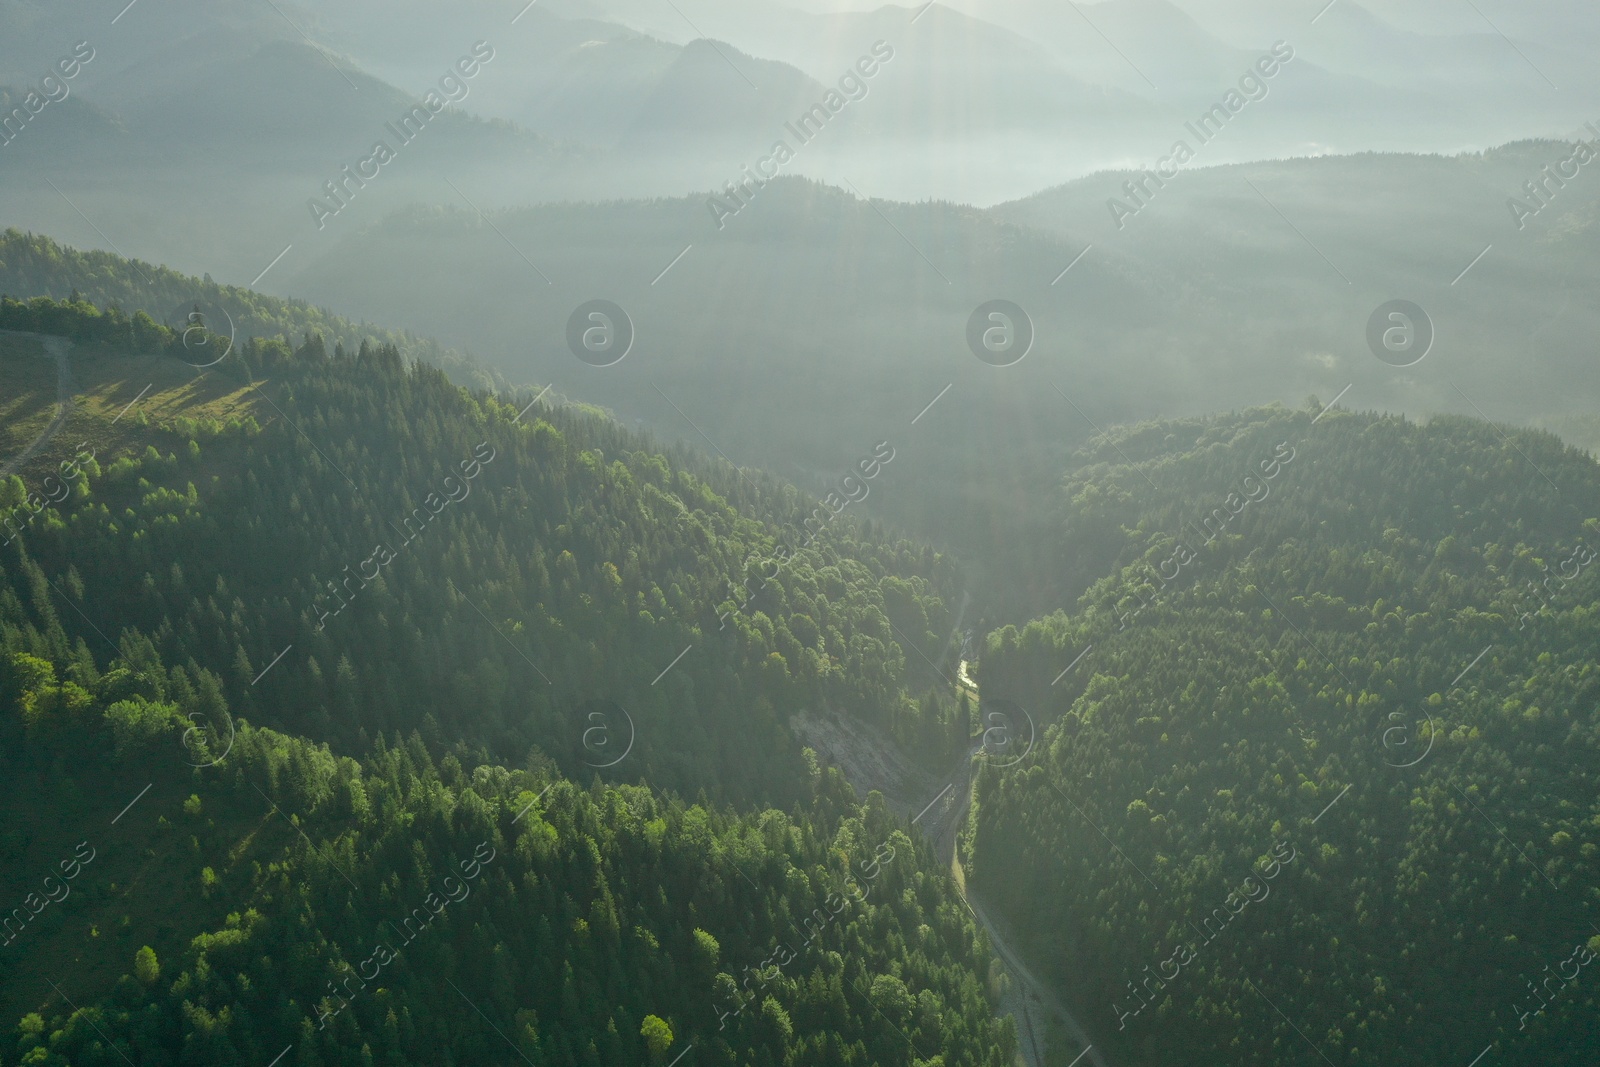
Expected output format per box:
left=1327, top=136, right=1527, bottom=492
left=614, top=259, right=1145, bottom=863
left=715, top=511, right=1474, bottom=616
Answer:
left=0, top=229, right=505, bottom=393
left=620, top=39, right=830, bottom=151
left=0, top=85, right=120, bottom=149
left=1229, top=0, right=1591, bottom=137
left=0, top=0, right=578, bottom=283
left=301, top=0, right=807, bottom=153
left=528, top=0, right=1166, bottom=201
left=6, top=0, right=1591, bottom=275
left=0, top=592, right=1014, bottom=1066
left=0, top=280, right=1012, bottom=1060
left=544, top=0, right=1593, bottom=160
left=1, top=288, right=979, bottom=804
left=991, top=142, right=1600, bottom=440
left=967, top=402, right=1600, bottom=1066
left=0, top=0, right=284, bottom=91
left=261, top=146, right=1600, bottom=619
left=26, top=151, right=1581, bottom=623
left=273, top=177, right=1181, bottom=614
left=496, top=26, right=682, bottom=149
left=4, top=0, right=1599, bottom=1061
left=8, top=230, right=1600, bottom=1064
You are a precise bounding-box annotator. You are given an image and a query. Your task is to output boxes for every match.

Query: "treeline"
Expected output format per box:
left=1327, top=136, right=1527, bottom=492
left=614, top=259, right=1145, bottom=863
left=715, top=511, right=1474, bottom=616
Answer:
left=1, top=293, right=234, bottom=364
left=969, top=404, right=1600, bottom=1066
left=0, top=229, right=503, bottom=393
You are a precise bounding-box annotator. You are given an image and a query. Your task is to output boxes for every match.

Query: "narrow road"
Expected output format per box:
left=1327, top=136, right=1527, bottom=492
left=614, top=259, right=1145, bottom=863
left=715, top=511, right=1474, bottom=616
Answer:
left=957, top=658, right=978, bottom=692
left=913, top=662, right=1109, bottom=1067
left=0, top=331, right=75, bottom=481
left=961, top=871, right=1107, bottom=1067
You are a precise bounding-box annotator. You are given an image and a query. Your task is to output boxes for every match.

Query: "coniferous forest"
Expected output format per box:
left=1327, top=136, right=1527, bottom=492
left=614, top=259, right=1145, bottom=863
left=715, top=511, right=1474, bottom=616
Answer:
left=3, top=225, right=1599, bottom=1064
left=0, top=288, right=991, bottom=1065
left=969, top=407, right=1600, bottom=1066
left=3, top=5, right=1600, bottom=1061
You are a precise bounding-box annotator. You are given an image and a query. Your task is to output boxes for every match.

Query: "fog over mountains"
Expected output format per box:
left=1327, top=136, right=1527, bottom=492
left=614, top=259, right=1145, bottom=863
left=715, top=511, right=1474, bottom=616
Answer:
left=3, top=0, right=1597, bottom=587
left=5, top=4, right=1600, bottom=1067
left=2, top=0, right=1593, bottom=246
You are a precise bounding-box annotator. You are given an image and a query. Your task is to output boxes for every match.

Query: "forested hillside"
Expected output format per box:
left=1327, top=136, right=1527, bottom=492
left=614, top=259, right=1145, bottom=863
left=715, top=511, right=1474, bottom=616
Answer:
left=0, top=292, right=1005, bottom=1065
left=12, top=245, right=1600, bottom=1066
left=969, top=403, right=1600, bottom=1065
left=0, top=231, right=504, bottom=394
left=271, top=147, right=1600, bottom=617
left=0, top=610, right=1013, bottom=1066
left=6, top=0, right=1599, bottom=1061
left=0, top=294, right=972, bottom=813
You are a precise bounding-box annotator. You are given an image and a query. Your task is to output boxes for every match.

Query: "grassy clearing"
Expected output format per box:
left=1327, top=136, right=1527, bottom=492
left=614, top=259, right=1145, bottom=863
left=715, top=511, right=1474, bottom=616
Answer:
left=0, top=334, right=61, bottom=460
left=2, top=341, right=263, bottom=488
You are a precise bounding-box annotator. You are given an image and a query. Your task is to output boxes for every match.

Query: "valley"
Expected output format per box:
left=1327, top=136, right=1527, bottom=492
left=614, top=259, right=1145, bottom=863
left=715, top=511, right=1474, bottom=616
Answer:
left=2, top=1, right=1598, bottom=1064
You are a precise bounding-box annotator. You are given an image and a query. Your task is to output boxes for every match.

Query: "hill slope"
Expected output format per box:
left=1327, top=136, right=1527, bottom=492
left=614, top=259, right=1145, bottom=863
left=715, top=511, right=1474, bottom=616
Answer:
left=967, top=402, right=1600, bottom=1065
left=0, top=615, right=1015, bottom=1066
left=0, top=294, right=974, bottom=811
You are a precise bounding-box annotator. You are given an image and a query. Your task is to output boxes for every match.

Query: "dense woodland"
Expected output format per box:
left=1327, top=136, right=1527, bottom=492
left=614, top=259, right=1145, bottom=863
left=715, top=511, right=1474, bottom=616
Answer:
left=0, top=295, right=974, bottom=810
left=0, top=291, right=996, bottom=1065
left=0, top=629, right=1013, bottom=1066
left=969, top=405, right=1600, bottom=1065
left=6, top=240, right=1600, bottom=1065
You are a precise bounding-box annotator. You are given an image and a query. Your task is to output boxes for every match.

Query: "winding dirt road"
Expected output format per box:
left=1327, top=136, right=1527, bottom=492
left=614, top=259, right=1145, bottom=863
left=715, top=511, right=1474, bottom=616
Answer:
left=911, top=663, right=1109, bottom=1067
left=0, top=331, right=75, bottom=481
